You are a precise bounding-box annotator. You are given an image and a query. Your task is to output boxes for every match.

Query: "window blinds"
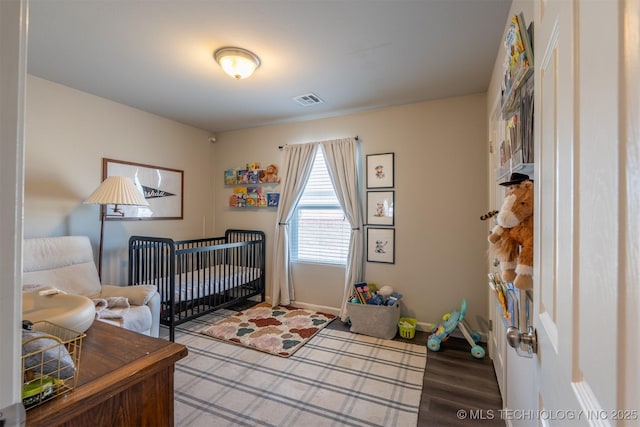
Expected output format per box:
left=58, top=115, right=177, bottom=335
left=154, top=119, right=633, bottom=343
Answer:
left=290, top=148, right=350, bottom=265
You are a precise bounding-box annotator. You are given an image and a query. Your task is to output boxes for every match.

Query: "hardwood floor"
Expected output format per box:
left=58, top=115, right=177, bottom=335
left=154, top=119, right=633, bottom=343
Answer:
left=327, top=322, right=505, bottom=426
left=415, top=332, right=504, bottom=426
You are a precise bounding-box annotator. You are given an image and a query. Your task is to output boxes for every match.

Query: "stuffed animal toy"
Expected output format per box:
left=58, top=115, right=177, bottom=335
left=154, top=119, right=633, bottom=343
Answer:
left=377, top=285, right=394, bottom=297
left=367, top=285, right=402, bottom=306
left=488, top=179, right=534, bottom=289
left=261, top=164, right=280, bottom=183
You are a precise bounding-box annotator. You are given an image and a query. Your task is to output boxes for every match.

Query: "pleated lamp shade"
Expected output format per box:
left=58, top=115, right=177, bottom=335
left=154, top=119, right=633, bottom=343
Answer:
left=84, top=176, right=149, bottom=206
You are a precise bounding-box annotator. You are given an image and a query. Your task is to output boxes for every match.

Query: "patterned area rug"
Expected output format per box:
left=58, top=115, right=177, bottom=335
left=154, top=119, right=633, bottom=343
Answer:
left=201, top=302, right=336, bottom=357
left=168, top=309, right=427, bottom=427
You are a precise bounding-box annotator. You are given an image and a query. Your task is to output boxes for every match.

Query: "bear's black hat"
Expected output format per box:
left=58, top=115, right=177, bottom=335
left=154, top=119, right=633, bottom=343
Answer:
left=499, top=172, right=532, bottom=186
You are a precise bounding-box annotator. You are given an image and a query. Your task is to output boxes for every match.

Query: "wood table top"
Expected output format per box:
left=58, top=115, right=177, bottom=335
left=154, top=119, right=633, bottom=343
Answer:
left=26, top=321, right=188, bottom=426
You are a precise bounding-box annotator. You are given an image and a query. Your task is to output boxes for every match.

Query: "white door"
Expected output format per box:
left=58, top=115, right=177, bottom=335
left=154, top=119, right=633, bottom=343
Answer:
left=0, top=0, right=28, bottom=407
left=534, top=0, right=639, bottom=424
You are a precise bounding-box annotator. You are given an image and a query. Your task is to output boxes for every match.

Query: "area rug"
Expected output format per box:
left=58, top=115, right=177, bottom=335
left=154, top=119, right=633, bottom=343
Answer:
left=200, top=302, right=336, bottom=357
left=167, top=309, right=427, bottom=427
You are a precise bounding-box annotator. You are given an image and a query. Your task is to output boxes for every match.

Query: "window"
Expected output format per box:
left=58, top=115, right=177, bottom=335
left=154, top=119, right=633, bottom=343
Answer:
left=290, top=147, right=351, bottom=265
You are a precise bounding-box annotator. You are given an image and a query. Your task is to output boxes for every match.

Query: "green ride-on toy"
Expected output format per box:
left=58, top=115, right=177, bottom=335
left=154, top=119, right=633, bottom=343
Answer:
left=427, top=299, right=485, bottom=359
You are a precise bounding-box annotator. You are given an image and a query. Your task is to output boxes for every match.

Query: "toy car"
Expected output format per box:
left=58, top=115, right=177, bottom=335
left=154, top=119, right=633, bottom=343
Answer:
left=427, top=299, right=485, bottom=359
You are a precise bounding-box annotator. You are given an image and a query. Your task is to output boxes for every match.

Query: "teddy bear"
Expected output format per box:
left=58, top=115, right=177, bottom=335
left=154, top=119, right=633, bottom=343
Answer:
left=488, top=177, right=534, bottom=289
left=260, top=164, right=280, bottom=183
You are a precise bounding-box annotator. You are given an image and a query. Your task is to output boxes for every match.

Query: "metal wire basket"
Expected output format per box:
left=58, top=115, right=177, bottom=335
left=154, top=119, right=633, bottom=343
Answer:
left=21, top=321, right=85, bottom=409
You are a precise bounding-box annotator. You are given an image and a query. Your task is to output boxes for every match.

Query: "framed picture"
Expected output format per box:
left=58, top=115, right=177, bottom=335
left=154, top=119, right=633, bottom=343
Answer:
left=366, top=191, right=394, bottom=226
left=366, top=153, right=394, bottom=188
left=103, top=158, right=183, bottom=220
left=367, top=227, right=395, bottom=264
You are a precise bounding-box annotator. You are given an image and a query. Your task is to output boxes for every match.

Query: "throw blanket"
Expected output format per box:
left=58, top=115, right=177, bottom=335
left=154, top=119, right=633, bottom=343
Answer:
left=22, top=329, right=76, bottom=379
left=93, top=296, right=130, bottom=320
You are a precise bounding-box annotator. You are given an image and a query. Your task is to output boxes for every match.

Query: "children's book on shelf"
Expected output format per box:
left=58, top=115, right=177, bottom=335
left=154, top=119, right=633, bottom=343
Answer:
left=507, top=114, right=521, bottom=164
left=257, top=193, right=267, bottom=208
left=267, top=193, right=280, bottom=207
left=246, top=192, right=258, bottom=207
left=230, top=192, right=248, bottom=208
left=500, top=139, right=511, bottom=167
left=516, top=12, right=534, bottom=70
left=233, top=186, right=248, bottom=196
left=229, top=193, right=238, bottom=208
left=237, top=170, right=260, bottom=184
left=225, top=169, right=237, bottom=185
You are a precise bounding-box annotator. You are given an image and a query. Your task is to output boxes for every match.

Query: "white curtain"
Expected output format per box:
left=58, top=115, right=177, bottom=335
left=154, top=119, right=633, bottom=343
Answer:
left=271, top=142, right=318, bottom=306
left=320, top=138, right=364, bottom=321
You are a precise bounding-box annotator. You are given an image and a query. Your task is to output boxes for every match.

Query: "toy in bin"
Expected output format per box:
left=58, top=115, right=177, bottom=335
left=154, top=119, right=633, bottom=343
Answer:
left=427, top=299, right=485, bottom=359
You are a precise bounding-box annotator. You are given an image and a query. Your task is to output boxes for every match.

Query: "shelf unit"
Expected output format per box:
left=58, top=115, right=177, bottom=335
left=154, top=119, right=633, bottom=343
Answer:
left=225, top=166, right=280, bottom=209
left=497, top=12, right=534, bottom=181
left=501, top=66, right=532, bottom=119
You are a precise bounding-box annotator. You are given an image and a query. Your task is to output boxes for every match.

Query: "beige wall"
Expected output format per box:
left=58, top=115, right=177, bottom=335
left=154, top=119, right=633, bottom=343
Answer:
left=24, top=75, right=490, bottom=331
left=24, top=75, right=214, bottom=284
left=215, top=93, right=490, bottom=331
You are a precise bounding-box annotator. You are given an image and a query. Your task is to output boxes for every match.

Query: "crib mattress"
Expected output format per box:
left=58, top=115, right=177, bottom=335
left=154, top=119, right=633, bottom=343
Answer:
left=168, top=264, right=262, bottom=303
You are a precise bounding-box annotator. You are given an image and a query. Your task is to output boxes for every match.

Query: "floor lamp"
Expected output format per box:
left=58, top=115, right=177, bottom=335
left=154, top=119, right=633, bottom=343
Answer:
left=84, top=176, right=150, bottom=281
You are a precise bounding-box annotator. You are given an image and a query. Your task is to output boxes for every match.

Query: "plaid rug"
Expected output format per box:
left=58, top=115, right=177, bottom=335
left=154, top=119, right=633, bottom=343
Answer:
left=168, top=309, right=427, bottom=427
left=200, top=302, right=336, bottom=357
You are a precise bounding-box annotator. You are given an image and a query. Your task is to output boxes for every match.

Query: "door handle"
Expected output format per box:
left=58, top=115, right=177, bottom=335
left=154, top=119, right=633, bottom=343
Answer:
left=506, top=325, right=538, bottom=357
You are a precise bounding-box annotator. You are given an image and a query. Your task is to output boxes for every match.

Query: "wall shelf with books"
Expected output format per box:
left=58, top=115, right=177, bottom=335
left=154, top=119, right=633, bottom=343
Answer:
left=229, top=187, right=279, bottom=208
left=497, top=78, right=534, bottom=179
left=498, top=13, right=534, bottom=181
left=224, top=163, right=280, bottom=209
left=501, top=12, right=533, bottom=120
left=224, top=163, right=281, bottom=186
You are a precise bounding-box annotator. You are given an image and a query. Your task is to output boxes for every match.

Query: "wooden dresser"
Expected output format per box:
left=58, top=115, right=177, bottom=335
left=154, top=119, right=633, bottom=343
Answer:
left=26, top=321, right=188, bottom=427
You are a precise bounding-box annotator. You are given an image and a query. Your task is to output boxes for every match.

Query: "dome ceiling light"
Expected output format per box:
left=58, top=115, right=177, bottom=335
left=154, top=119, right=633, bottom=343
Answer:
left=214, top=47, right=261, bottom=80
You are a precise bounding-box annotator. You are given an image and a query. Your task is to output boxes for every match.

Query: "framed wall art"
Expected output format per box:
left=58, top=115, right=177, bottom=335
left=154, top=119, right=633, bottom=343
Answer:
left=367, top=227, right=395, bottom=264
left=366, top=191, right=394, bottom=226
left=103, top=158, right=183, bottom=220
left=366, top=152, right=394, bottom=189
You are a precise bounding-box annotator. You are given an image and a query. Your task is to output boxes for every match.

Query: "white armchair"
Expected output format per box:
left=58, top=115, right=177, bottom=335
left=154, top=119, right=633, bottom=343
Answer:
left=22, top=236, right=160, bottom=337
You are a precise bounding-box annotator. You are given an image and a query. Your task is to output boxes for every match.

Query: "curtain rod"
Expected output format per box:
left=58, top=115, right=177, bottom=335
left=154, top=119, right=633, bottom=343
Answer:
left=278, top=136, right=359, bottom=151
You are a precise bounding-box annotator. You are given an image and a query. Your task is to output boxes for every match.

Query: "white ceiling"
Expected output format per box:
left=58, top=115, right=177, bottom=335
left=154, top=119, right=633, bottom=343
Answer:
left=27, top=0, right=511, bottom=134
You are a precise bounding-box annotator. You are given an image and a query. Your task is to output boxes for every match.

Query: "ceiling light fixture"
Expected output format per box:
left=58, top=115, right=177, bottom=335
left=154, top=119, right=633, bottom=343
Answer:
left=214, top=47, right=261, bottom=80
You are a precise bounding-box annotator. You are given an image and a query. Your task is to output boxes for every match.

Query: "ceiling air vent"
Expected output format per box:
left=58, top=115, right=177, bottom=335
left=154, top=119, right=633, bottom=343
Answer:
left=293, top=93, right=324, bottom=106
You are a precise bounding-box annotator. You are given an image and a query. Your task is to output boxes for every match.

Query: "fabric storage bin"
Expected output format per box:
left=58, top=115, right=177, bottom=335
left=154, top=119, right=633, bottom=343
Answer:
left=347, top=302, right=400, bottom=339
